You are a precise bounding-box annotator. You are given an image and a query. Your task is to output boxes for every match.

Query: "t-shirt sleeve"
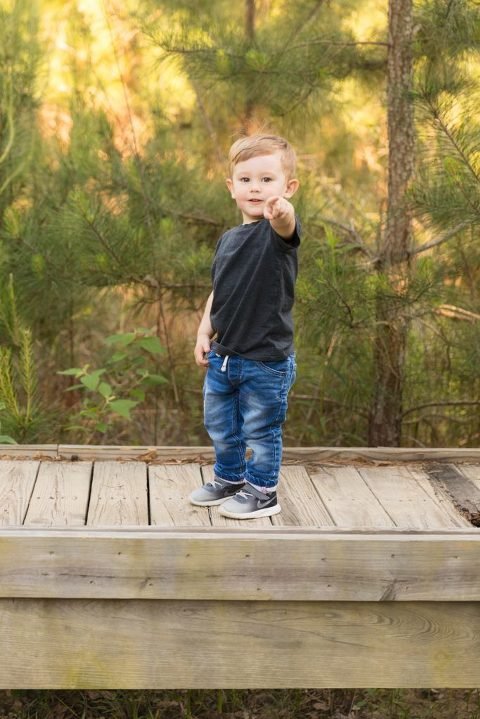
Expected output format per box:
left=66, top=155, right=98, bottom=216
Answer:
left=270, top=216, right=301, bottom=252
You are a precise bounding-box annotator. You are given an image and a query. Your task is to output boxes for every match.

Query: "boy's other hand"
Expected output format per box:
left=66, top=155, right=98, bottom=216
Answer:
left=194, top=334, right=211, bottom=368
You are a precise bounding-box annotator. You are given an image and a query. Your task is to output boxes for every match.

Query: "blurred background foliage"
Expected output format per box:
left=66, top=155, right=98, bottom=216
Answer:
left=0, top=0, right=479, bottom=447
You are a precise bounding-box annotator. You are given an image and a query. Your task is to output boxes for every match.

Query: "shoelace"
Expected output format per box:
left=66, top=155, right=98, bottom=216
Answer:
left=235, top=490, right=253, bottom=500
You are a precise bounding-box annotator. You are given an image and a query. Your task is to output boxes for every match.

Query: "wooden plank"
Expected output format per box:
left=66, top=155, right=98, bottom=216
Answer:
left=87, top=462, right=148, bottom=526
left=1, top=598, right=480, bottom=688
left=23, top=462, right=92, bottom=527
left=359, top=466, right=466, bottom=529
left=309, top=465, right=395, bottom=528
left=406, top=467, right=471, bottom=528
left=58, top=445, right=214, bottom=462
left=0, top=461, right=39, bottom=526
left=54, top=444, right=480, bottom=462
left=458, top=463, right=480, bottom=489
left=280, top=448, right=480, bottom=462
left=149, top=463, right=211, bottom=527
left=4, top=529, right=480, bottom=600
left=272, top=465, right=334, bottom=527
left=425, top=463, right=480, bottom=526
left=202, top=465, right=271, bottom=527
left=0, top=445, right=58, bottom=458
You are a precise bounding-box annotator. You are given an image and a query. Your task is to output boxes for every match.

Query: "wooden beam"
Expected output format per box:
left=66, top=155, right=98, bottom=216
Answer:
left=0, top=529, right=479, bottom=600
left=2, top=444, right=480, bottom=462
left=1, top=598, right=479, bottom=688
left=0, top=445, right=58, bottom=458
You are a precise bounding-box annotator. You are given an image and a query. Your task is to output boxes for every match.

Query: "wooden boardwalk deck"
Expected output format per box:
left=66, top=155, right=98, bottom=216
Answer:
left=1, top=445, right=480, bottom=689
left=1, top=445, right=479, bottom=530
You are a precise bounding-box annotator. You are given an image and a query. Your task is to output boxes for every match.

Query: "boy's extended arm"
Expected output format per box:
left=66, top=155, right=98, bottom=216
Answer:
left=194, top=291, right=214, bottom=367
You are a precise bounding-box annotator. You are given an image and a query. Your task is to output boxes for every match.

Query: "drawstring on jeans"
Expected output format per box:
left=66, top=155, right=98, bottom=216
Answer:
left=221, top=355, right=229, bottom=372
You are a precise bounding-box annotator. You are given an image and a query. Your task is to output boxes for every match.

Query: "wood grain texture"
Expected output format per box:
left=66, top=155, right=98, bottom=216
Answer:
left=359, top=466, right=466, bottom=529
left=24, top=462, right=92, bottom=527
left=1, top=530, right=480, bottom=600
left=425, top=463, right=480, bottom=526
left=459, top=464, right=480, bottom=487
left=407, top=466, right=471, bottom=527
left=309, top=466, right=395, bottom=528
left=1, top=598, right=480, bottom=688
left=51, top=445, right=480, bottom=462
left=0, top=461, right=39, bottom=526
left=87, top=462, right=148, bottom=526
left=0, top=446, right=57, bottom=458
left=149, top=463, right=211, bottom=527
left=272, top=465, right=334, bottom=527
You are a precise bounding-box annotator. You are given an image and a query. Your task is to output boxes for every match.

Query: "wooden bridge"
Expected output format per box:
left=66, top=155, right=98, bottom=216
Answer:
left=1, top=444, right=480, bottom=689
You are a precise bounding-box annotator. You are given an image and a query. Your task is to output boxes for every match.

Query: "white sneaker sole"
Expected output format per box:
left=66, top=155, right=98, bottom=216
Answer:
left=189, top=496, right=231, bottom=507
left=218, top=503, right=282, bottom=520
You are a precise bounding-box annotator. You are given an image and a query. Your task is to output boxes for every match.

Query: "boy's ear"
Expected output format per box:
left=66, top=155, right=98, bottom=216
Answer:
left=283, top=178, right=299, bottom=198
left=226, top=178, right=235, bottom=197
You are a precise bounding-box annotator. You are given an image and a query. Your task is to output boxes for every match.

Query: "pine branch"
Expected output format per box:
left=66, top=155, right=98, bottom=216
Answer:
left=288, top=39, right=389, bottom=50
left=431, top=104, right=480, bottom=185
left=434, top=304, right=480, bottom=322
left=402, top=400, right=480, bottom=418
left=283, top=0, right=328, bottom=47
left=311, top=218, right=374, bottom=260
left=409, top=221, right=471, bottom=256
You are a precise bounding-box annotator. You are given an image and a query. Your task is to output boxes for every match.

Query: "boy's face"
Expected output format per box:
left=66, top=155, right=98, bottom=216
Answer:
left=226, top=152, right=298, bottom=224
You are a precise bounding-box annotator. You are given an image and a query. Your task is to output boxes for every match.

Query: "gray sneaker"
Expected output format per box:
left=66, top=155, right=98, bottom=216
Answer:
left=219, top=483, right=281, bottom=519
left=189, top=477, right=245, bottom=506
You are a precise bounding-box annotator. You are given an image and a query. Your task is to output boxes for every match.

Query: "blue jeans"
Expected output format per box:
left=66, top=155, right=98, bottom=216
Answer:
left=203, top=352, right=296, bottom=490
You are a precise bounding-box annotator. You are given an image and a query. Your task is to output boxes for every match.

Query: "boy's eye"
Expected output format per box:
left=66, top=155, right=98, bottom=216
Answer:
left=262, top=177, right=273, bottom=182
left=239, top=177, right=250, bottom=182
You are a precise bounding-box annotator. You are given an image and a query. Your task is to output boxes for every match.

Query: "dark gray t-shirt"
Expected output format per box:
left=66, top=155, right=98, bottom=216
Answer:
left=210, top=218, right=301, bottom=360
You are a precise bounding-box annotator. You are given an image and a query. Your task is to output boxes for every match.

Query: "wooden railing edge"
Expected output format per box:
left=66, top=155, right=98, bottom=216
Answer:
left=1, top=444, right=480, bottom=462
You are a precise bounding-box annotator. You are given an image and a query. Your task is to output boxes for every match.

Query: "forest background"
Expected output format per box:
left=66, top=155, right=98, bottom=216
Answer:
left=1, top=0, right=479, bottom=450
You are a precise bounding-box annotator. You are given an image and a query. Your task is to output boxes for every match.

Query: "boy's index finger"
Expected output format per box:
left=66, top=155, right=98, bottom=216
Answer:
left=264, top=195, right=280, bottom=219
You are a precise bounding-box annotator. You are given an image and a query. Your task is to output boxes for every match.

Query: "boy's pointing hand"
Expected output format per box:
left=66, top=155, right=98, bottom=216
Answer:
left=264, top=196, right=296, bottom=239
left=263, top=196, right=293, bottom=222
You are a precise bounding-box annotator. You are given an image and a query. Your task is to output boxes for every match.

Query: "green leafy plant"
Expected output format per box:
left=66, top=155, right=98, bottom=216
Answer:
left=59, top=329, right=168, bottom=440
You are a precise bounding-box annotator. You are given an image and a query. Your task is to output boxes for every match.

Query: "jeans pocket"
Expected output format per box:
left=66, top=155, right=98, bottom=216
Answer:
left=258, top=358, right=290, bottom=376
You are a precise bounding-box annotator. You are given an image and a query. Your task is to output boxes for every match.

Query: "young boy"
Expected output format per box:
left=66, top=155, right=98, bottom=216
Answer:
left=190, top=134, right=300, bottom=519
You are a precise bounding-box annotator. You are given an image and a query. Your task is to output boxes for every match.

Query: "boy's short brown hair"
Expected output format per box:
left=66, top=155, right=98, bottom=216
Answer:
left=228, top=134, right=297, bottom=179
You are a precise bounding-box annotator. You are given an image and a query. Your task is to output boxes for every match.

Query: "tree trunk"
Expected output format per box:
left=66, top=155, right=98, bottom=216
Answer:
left=244, top=0, right=256, bottom=130
left=368, top=0, right=415, bottom=446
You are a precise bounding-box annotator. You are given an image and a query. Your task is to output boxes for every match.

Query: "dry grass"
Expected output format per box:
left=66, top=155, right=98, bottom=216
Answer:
left=0, top=690, right=480, bottom=719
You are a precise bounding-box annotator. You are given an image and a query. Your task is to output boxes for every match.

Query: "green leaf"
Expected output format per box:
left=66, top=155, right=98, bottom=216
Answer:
left=110, top=351, right=128, bottom=364
left=109, top=399, right=138, bottom=419
left=58, top=368, right=83, bottom=376
left=137, top=336, right=164, bottom=354
left=80, top=369, right=106, bottom=391
left=65, top=383, right=83, bottom=392
left=105, top=333, right=136, bottom=347
left=98, top=382, right=113, bottom=399
left=143, top=373, right=168, bottom=386
left=130, top=388, right=145, bottom=401
left=0, top=435, right=17, bottom=444
left=95, top=421, right=108, bottom=433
